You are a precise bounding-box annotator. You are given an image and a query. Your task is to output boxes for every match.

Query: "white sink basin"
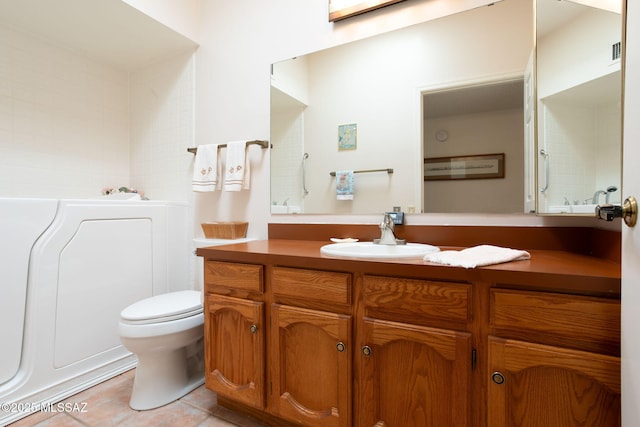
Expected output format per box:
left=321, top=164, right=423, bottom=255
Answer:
left=320, top=241, right=439, bottom=260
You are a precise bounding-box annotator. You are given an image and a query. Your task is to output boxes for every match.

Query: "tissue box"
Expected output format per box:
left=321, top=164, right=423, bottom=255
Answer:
left=201, top=221, right=248, bottom=239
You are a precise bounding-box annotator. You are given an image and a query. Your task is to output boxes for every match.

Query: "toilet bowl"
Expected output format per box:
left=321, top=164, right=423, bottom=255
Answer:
left=118, top=290, right=205, bottom=410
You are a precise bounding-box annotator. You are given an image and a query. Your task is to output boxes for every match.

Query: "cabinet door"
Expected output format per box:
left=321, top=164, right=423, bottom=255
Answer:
left=271, top=304, right=352, bottom=427
left=204, top=294, right=265, bottom=409
left=358, top=317, right=472, bottom=427
left=488, top=336, right=620, bottom=427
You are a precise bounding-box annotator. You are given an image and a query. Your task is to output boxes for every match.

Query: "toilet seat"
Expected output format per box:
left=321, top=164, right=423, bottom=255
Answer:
left=121, top=290, right=203, bottom=325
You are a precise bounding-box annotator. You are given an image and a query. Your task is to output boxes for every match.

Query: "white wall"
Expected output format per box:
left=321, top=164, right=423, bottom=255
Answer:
left=0, top=23, right=131, bottom=198
left=129, top=51, right=196, bottom=202
left=0, top=21, right=196, bottom=203
left=537, top=6, right=621, bottom=99
left=272, top=57, right=310, bottom=107
left=122, top=0, right=202, bottom=44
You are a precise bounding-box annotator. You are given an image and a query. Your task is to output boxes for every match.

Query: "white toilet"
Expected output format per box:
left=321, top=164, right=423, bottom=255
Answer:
left=118, top=290, right=205, bottom=410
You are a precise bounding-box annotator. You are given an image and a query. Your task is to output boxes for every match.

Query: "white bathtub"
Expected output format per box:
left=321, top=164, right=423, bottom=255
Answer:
left=549, top=204, right=598, bottom=215
left=0, top=198, right=189, bottom=425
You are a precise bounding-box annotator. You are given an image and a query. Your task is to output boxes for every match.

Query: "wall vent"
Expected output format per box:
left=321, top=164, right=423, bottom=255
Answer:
left=612, top=42, right=621, bottom=61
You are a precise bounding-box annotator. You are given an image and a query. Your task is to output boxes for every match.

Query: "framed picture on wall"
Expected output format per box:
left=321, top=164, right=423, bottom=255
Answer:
left=329, top=0, right=406, bottom=22
left=338, top=123, right=357, bottom=150
left=424, top=153, right=505, bottom=181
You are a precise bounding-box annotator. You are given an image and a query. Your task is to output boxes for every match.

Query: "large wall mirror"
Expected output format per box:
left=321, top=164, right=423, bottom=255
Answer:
left=270, top=0, right=622, bottom=216
left=535, top=0, right=623, bottom=215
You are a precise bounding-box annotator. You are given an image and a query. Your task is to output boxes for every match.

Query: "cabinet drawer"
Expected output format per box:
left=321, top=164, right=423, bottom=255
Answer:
left=205, top=261, right=263, bottom=293
left=490, top=289, right=620, bottom=355
left=363, top=275, right=471, bottom=328
left=271, top=267, right=352, bottom=306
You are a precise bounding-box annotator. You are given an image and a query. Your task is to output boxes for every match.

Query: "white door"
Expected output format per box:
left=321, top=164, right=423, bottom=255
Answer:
left=622, top=0, right=640, bottom=425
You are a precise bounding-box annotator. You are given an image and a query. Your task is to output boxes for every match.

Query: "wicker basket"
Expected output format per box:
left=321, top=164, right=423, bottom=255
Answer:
left=201, top=221, right=248, bottom=239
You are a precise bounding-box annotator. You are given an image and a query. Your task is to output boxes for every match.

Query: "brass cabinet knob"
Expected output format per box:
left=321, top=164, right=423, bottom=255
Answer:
left=250, top=324, right=258, bottom=334
left=362, top=345, right=372, bottom=357
left=336, top=342, right=346, bottom=352
left=491, top=371, right=505, bottom=385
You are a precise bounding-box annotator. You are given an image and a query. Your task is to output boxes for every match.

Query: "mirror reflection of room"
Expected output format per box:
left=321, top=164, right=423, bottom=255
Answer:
left=271, top=0, right=533, bottom=215
left=422, top=78, right=525, bottom=214
left=270, top=0, right=623, bottom=217
left=536, top=0, right=622, bottom=215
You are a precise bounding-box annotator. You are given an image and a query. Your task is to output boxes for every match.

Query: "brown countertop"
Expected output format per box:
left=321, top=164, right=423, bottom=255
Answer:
left=197, top=239, right=621, bottom=298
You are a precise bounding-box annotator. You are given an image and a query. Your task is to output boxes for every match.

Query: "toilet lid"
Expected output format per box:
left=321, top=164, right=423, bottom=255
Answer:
left=121, top=290, right=203, bottom=323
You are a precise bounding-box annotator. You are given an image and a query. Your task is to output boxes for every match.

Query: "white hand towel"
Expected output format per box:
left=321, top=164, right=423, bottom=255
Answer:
left=223, top=141, right=250, bottom=191
left=336, top=170, right=354, bottom=200
left=423, top=244, right=531, bottom=268
left=192, top=144, right=219, bottom=192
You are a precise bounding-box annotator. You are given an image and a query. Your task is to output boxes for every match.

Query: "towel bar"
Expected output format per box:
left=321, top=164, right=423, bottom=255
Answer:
left=187, top=140, right=270, bottom=154
left=329, top=168, right=393, bottom=176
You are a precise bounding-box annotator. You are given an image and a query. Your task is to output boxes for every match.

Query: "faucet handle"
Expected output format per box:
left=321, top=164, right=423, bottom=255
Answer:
left=380, top=212, right=393, bottom=229
left=384, top=211, right=404, bottom=226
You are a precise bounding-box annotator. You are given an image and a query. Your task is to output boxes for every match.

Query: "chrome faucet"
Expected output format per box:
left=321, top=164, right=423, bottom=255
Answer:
left=592, top=190, right=607, bottom=204
left=592, top=186, right=618, bottom=204
left=374, top=213, right=405, bottom=245
left=605, top=186, right=617, bottom=203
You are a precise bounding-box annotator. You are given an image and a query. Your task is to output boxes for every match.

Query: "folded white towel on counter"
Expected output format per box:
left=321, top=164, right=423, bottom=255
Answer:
left=336, top=170, right=354, bottom=200
left=423, top=244, right=531, bottom=268
left=192, top=144, right=219, bottom=192
left=223, top=141, right=250, bottom=191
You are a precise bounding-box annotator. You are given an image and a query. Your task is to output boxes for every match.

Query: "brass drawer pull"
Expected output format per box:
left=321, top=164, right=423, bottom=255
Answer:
left=336, top=342, right=346, bottom=352
left=491, top=371, right=505, bottom=385
left=250, top=324, right=258, bottom=334
left=362, top=345, right=372, bottom=357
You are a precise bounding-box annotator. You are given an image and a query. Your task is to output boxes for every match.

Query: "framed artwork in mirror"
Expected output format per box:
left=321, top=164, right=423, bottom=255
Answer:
left=424, top=153, right=505, bottom=181
left=338, top=123, right=357, bottom=150
left=329, top=0, right=406, bottom=22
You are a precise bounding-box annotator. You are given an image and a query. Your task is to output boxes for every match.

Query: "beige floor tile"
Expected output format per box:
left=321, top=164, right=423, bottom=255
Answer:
left=25, top=413, right=86, bottom=426
left=196, top=416, right=238, bottom=427
left=209, top=406, right=270, bottom=427
left=7, top=410, right=56, bottom=427
left=180, top=385, right=218, bottom=413
left=8, top=369, right=273, bottom=427
left=118, top=400, right=209, bottom=427
left=62, top=373, right=138, bottom=426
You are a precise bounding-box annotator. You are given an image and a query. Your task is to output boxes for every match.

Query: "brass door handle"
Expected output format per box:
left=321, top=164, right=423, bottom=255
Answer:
left=250, top=324, right=258, bottom=334
left=336, top=342, right=345, bottom=352
left=596, top=196, right=637, bottom=227
left=362, top=345, right=372, bottom=357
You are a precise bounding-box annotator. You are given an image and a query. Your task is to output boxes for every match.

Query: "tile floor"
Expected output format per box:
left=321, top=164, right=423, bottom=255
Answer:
left=8, top=370, right=269, bottom=427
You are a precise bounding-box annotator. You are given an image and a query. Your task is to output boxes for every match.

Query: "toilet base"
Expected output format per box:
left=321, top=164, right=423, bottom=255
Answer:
left=129, top=344, right=204, bottom=410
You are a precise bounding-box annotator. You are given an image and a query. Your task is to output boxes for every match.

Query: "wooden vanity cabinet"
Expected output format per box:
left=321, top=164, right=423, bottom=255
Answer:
left=270, top=267, right=353, bottom=427
left=200, top=241, right=621, bottom=427
left=270, top=304, right=352, bottom=427
left=358, top=275, right=473, bottom=426
left=203, top=261, right=266, bottom=410
left=487, top=289, right=621, bottom=427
